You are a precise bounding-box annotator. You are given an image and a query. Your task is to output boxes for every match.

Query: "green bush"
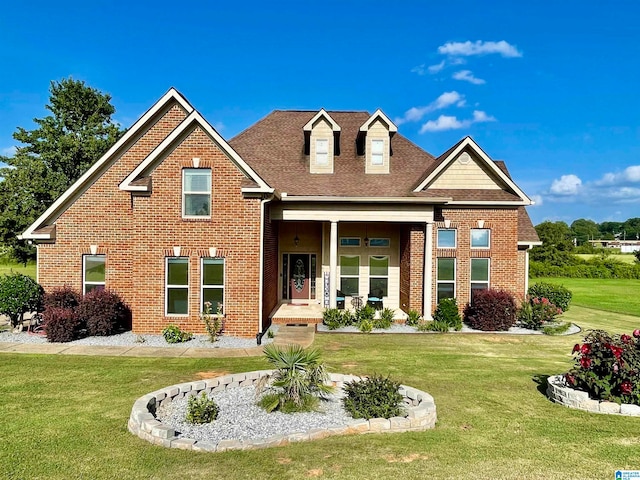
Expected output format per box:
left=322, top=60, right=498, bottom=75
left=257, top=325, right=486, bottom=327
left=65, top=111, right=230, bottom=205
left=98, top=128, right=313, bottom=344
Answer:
left=358, top=318, right=373, bottom=333
left=405, top=310, right=421, bottom=327
left=356, top=304, right=376, bottom=332
left=530, top=258, right=640, bottom=279
left=431, top=298, right=462, bottom=331
left=256, top=344, right=333, bottom=413
left=0, top=273, right=43, bottom=328
left=185, top=392, right=219, bottom=424
left=542, top=322, right=571, bottom=335
left=528, top=282, right=572, bottom=312
left=517, top=297, right=562, bottom=330
left=161, top=324, right=193, bottom=343
left=342, top=374, right=404, bottom=419
left=374, top=307, right=395, bottom=329
left=425, top=320, right=450, bottom=332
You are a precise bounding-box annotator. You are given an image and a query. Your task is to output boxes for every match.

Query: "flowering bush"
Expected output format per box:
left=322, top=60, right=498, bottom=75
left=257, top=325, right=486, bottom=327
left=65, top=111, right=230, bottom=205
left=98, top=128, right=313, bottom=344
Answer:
left=528, top=282, right=572, bottom=311
left=517, top=296, right=563, bottom=330
left=201, top=301, right=223, bottom=342
left=565, top=329, right=640, bottom=405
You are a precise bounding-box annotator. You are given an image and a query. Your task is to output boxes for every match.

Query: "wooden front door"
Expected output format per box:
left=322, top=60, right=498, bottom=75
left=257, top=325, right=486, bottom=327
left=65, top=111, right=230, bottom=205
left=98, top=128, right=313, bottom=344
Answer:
left=289, top=254, right=310, bottom=300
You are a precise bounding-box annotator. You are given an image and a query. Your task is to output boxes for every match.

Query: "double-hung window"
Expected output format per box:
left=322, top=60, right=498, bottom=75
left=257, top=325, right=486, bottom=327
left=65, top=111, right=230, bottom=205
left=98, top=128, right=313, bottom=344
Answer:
left=371, top=139, right=384, bottom=166
left=437, top=229, right=456, bottom=248
left=369, top=255, right=389, bottom=297
left=166, top=257, right=189, bottom=315
left=183, top=168, right=211, bottom=218
left=340, top=255, right=359, bottom=296
left=202, top=258, right=224, bottom=313
left=471, top=258, right=490, bottom=302
left=316, top=139, right=329, bottom=165
left=436, top=258, right=455, bottom=303
left=471, top=228, right=490, bottom=249
left=83, top=255, right=105, bottom=294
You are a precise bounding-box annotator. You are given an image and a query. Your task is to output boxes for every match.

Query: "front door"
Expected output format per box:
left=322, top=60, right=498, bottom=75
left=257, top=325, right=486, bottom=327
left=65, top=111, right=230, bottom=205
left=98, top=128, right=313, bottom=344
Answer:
left=289, top=254, right=310, bottom=301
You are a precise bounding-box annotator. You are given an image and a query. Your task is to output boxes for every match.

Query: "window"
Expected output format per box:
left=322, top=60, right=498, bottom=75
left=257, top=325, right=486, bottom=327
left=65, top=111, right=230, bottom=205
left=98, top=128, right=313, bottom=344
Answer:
left=166, top=257, right=189, bottom=315
left=437, top=229, right=456, bottom=248
left=369, top=238, right=390, bottom=247
left=316, top=138, right=329, bottom=165
left=340, top=255, right=359, bottom=296
left=371, top=139, right=384, bottom=165
left=471, top=228, right=490, bottom=248
left=369, top=255, right=389, bottom=297
left=340, top=237, right=361, bottom=247
left=183, top=169, right=211, bottom=217
left=83, top=255, right=105, bottom=294
left=436, top=258, right=455, bottom=303
left=471, top=258, right=490, bottom=302
left=201, top=258, right=224, bottom=313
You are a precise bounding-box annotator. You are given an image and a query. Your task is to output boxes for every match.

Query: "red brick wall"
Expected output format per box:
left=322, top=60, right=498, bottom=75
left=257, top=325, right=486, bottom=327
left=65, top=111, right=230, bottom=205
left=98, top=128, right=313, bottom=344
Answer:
left=432, top=207, right=520, bottom=313
left=37, top=103, right=263, bottom=337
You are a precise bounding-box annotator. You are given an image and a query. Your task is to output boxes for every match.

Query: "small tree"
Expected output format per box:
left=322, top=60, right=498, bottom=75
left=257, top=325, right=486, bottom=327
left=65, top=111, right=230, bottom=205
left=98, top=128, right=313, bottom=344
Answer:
left=0, top=273, right=43, bottom=328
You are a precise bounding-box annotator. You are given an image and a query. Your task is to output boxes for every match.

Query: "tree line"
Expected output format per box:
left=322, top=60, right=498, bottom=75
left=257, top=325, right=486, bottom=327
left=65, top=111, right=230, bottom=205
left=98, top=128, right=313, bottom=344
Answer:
left=535, top=218, right=640, bottom=251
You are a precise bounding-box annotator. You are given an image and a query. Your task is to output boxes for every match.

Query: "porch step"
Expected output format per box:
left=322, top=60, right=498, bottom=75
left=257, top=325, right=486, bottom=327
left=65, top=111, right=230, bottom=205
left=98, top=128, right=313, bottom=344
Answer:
left=273, top=324, right=316, bottom=348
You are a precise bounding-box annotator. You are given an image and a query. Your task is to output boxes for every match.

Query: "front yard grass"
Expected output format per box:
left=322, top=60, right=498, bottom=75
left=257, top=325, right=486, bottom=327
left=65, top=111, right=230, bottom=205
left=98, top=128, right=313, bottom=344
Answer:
left=2, top=307, right=640, bottom=479
left=0, top=260, right=36, bottom=279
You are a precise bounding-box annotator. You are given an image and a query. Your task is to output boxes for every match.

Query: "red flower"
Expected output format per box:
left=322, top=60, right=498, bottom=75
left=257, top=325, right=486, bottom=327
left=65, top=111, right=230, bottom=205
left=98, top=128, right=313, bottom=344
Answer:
left=621, top=334, right=632, bottom=344
left=564, top=373, right=575, bottom=385
left=572, top=344, right=580, bottom=354
left=621, top=381, right=633, bottom=395
left=634, top=329, right=640, bottom=338
left=557, top=308, right=563, bottom=315
left=580, top=343, right=591, bottom=355
left=580, top=357, right=592, bottom=369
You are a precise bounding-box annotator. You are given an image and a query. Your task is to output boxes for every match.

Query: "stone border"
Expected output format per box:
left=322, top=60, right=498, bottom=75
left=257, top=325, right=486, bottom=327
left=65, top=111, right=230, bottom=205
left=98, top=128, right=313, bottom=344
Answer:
left=128, top=370, right=437, bottom=452
left=546, top=374, right=640, bottom=415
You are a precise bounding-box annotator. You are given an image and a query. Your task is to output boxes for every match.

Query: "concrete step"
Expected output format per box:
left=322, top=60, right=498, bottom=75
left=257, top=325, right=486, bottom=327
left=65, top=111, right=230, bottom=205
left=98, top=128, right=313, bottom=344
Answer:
left=273, top=324, right=315, bottom=348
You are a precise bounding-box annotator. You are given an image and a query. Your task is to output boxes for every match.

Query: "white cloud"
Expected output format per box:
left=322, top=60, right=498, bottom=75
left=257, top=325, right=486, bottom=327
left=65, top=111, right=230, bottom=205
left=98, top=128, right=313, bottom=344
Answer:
left=472, top=110, right=496, bottom=123
left=595, top=165, right=640, bottom=186
left=395, top=91, right=464, bottom=125
left=419, top=109, right=496, bottom=133
left=411, top=64, right=427, bottom=75
left=530, top=195, right=543, bottom=206
left=427, top=61, right=445, bottom=74
left=438, top=40, right=523, bottom=58
left=550, top=174, right=582, bottom=195
left=1, top=146, right=16, bottom=157
left=452, top=70, right=486, bottom=85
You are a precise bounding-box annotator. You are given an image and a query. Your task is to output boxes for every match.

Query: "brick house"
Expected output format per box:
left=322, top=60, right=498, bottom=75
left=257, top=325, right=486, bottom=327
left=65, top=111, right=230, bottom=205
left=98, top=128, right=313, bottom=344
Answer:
left=21, top=88, right=540, bottom=338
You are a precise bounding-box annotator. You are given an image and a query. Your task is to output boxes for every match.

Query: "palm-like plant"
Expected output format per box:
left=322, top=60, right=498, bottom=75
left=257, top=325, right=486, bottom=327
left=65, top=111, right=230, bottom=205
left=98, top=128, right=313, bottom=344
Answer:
left=256, top=344, right=334, bottom=413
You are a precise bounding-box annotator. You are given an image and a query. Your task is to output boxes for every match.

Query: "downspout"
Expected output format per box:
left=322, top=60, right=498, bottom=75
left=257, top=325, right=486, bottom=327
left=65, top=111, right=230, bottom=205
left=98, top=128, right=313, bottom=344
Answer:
left=257, top=194, right=274, bottom=344
left=524, top=244, right=532, bottom=296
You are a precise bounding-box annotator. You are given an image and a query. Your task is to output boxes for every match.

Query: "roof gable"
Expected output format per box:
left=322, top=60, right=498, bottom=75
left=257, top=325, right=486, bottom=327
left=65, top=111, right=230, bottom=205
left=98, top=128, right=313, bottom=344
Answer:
left=303, top=109, right=341, bottom=132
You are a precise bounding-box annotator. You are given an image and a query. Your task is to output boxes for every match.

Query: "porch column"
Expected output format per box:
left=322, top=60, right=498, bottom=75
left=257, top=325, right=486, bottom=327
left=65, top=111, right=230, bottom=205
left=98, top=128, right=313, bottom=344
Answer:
left=423, top=221, right=433, bottom=319
left=329, top=220, right=338, bottom=308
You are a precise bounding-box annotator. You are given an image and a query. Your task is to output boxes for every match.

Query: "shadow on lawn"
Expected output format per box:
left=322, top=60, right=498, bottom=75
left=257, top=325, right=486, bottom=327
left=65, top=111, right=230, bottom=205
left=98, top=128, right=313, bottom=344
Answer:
left=532, top=374, right=551, bottom=396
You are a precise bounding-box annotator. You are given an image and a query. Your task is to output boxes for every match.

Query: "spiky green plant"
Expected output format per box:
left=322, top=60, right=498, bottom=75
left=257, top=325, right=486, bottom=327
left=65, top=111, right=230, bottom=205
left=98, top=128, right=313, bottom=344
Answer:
left=256, top=344, right=334, bottom=413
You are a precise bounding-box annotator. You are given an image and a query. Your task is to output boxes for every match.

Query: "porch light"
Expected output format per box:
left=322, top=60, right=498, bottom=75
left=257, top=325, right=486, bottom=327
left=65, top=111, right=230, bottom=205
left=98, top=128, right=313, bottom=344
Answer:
left=294, top=225, right=299, bottom=246
left=364, top=226, right=369, bottom=247
left=364, top=236, right=369, bottom=247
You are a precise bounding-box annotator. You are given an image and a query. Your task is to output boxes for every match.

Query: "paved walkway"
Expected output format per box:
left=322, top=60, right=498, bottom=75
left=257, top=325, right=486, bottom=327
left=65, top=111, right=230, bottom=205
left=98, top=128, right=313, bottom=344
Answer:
left=0, top=324, right=316, bottom=358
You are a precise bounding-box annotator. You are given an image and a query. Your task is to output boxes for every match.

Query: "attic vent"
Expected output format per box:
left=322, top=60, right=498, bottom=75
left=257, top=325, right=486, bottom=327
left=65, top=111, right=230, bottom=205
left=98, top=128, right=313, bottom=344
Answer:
left=458, top=152, right=471, bottom=165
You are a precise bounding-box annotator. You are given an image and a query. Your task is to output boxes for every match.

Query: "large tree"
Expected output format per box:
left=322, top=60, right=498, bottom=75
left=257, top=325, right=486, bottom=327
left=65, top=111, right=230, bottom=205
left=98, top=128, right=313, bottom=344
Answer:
left=0, top=78, right=123, bottom=263
left=571, top=218, right=600, bottom=245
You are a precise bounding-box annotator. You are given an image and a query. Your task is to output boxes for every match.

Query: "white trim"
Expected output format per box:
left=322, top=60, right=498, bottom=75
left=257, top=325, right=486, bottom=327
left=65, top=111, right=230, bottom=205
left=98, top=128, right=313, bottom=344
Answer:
left=21, top=88, right=194, bottom=240
left=518, top=241, right=543, bottom=246
left=412, top=136, right=532, bottom=204
left=445, top=200, right=529, bottom=206
left=280, top=196, right=450, bottom=203
left=368, top=237, right=390, bottom=248
left=359, top=109, right=398, bottom=133
left=339, top=237, right=361, bottom=247
left=471, top=228, right=491, bottom=249
left=182, top=168, right=212, bottom=219
left=83, top=254, right=106, bottom=294
left=368, top=254, right=389, bottom=297
left=423, top=222, right=433, bottom=320
left=303, top=109, right=341, bottom=132
left=329, top=221, right=338, bottom=308
left=201, top=257, right=225, bottom=314
left=165, top=257, right=189, bottom=316
left=339, top=254, right=361, bottom=296
left=119, top=110, right=272, bottom=193
left=436, top=228, right=457, bottom=249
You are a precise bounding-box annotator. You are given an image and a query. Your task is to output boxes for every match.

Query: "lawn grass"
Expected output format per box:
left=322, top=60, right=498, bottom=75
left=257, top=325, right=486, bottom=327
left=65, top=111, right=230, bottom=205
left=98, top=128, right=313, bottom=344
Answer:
left=0, top=260, right=36, bottom=279
left=533, top=277, right=640, bottom=317
left=575, top=253, right=637, bottom=264
left=2, top=314, right=640, bottom=479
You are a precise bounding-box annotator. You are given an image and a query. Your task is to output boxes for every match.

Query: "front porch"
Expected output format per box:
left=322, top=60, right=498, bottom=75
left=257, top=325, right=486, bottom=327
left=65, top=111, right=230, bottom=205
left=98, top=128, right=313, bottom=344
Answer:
left=269, top=300, right=409, bottom=326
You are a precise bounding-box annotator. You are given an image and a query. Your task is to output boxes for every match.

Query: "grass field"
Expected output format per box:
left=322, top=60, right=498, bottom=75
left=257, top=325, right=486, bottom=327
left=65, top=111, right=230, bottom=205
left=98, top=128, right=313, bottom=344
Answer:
left=0, top=261, right=36, bottom=279
left=533, top=277, right=640, bottom=317
left=3, top=308, right=640, bottom=479
left=575, top=253, right=637, bottom=264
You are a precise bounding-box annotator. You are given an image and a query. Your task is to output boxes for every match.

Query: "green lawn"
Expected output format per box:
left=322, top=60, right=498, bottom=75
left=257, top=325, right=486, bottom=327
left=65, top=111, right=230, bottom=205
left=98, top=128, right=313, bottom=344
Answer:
left=0, top=261, right=36, bottom=279
left=3, top=312, right=640, bottom=479
left=575, top=253, right=637, bottom=264
left=533, top=277, right=640, bottom=317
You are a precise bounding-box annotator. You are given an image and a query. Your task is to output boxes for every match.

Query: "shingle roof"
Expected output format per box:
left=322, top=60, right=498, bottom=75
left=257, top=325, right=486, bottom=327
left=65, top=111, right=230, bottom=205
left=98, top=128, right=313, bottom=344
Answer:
left=518, top=207, right=540, bottom=243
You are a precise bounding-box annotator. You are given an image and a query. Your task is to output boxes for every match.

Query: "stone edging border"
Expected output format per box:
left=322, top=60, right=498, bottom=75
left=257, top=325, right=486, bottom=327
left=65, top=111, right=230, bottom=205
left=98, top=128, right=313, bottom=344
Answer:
left=546, top=374, right=640, bottom=415
left=128, top=370, right=437, bottom=452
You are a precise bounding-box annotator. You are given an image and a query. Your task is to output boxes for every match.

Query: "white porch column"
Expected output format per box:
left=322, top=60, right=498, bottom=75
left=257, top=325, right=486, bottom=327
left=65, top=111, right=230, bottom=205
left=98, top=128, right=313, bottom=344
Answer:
left=524, top=246, right=531, bottom=295
left=329, top=221, right=338, bottom=308
left=423, top=221, right=433, bottom=319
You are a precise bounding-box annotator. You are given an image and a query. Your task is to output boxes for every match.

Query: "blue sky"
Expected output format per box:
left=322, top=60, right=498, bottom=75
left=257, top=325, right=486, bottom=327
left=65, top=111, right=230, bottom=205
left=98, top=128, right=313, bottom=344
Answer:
left=1, top=0, right=639, bottom=226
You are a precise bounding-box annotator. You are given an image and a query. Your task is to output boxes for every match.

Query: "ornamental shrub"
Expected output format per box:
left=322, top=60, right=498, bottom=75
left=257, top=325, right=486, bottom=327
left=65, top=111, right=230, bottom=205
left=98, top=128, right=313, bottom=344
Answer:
left=323, top=308, right=345, bottom=330
left=431, top=297, right=462, bottom=331
left=43, top=286, right=81, bottom=310
left=0, top=273, right=44, bottom=328
left=162, top=324, right=193, bottom=343
left=374, top=307, right=395, bottom=329
left=463, top=289, right=516, bottom=331
left=342, top=374, right=403, bottom=419
left=356, top=304, right=376, bottom=332
left=517, top=296, right=562, bottom=330
left=528, top=282, right=572, bottom=312
left=406, top=310, right=421, bottom=327
left=78, top=289, right=130, bottom=336
left=44, top=307, right=82, bottom=342
left=565, top=329, right=640, bottom=405
left=186, top=392, right=219, bottom=424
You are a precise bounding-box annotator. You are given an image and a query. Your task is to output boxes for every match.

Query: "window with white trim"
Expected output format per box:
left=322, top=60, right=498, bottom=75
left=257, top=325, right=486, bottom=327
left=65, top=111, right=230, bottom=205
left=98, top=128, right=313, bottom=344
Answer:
left=201, top=258, right=224, bottom=314
left=340, top=237, right=361, bottom=247
left=369, top=238, right=390, bottom=247
left=316, top=138, right=329, bottom=165
left=369, top=255, right=389, bottom=297
left=437, top=229, right=456, bottom=248
left=436, top=258, right=455, bottom=303
left=471, top=228, right=490, bottom=249
left=183, top=168, right=211, bottom=217
left=166, top=257, right=189, bottom=315
left=340, top=255, right=359, bottom=296
left=83, top=255, right=105, bottom=294
left=371, top=139, right=384, bottom=166
left=470, top=258, right=490, bottom=302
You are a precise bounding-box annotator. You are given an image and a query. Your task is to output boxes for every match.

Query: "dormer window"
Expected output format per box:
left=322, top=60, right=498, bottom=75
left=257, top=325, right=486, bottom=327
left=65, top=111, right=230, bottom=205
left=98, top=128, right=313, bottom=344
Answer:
left=371, top=139, right=384, bottom=166
left=359, top=109, right=397, bottom=175
left=303, top=109, right=341, bottom=174
left=316, top=138, right=329, bottom=165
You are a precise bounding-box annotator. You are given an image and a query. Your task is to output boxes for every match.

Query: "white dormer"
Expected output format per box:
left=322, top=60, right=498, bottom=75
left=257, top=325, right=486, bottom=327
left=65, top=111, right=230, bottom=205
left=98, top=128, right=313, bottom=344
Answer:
left=359, top=109, right=397, bottom=174
left=304, top=109, right=341, bottom=174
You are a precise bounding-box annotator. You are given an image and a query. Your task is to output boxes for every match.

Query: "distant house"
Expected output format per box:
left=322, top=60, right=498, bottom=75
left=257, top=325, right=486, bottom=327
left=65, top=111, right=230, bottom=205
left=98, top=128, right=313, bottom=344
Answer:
left=21, top=89, right=540, bottom=337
